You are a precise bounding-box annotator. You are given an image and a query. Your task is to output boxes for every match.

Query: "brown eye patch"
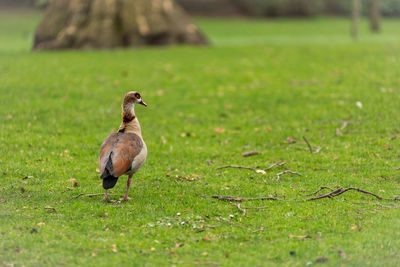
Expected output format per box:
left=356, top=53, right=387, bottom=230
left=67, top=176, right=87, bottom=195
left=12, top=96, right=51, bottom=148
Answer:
left=135, top=93, right=141, bottom=99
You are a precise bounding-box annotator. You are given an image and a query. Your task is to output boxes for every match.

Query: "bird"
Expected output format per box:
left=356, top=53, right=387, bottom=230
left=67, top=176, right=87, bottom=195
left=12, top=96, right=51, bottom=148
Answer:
left=99, top=91, right=147, bottom=201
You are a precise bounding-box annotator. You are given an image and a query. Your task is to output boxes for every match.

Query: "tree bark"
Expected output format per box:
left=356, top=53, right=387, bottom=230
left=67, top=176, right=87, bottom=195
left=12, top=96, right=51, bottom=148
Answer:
left=33, top=0, right=208, bottom=50
left=370, top=0, right=380, bottom=33
left=351, top=0, right=360, bottom=40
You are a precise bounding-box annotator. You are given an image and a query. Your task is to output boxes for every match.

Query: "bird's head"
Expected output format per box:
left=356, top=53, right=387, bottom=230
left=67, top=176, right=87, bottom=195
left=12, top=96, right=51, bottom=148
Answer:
left=123, top=91, right=147, bottom=107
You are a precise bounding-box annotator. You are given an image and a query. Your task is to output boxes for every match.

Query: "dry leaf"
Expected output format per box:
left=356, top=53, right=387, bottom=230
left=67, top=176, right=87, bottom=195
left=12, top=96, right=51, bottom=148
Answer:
left=69, top=178, right=76, bottom=183
left=37, top=222, right=45, bottom=226
left=111, top=244, right=117, bottom=253
left=175, top=242, right=184, bottom=248
left=150, top=247, right=156, bottom=251
left=286, top=137, right=296, bottom=144
left=44, top=206, right=56, bottom=212
left=91, top=252, right=97, bottom=257
left=214, top=128, right=225, bottom=133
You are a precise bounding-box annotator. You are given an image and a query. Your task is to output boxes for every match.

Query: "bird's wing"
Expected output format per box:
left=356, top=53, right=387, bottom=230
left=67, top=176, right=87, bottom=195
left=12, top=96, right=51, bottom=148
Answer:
left=99, top=133, right=118, bottom=174
left=100, top=132, right=143, bottom=177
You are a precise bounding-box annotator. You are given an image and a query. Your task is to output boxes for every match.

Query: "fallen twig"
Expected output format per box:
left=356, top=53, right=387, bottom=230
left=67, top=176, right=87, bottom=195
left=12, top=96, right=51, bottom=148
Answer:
left=276, top=170, right=302, bottom=181
left=303, top=136, right=321, bottom=154
left=241, top=206, right=268, bottom=210
left=242, top=151, right=261, bottom=157
left=305, top=187, right=398, bottom=201
left=336, top=121, right=350, bottom=136
left=61, top=187, right=72, bottom=193
left=216, top=165, right=256, bottom=171
left=233, top=203, right=247, bottom=216
left=305, top=186, right=334, bottom=196
left=212, top=195, right=280, bottom=202
left=72, top=193, right=105, bottom=199
left=252, top=227, right=265, bottom=233
left=303, top=136, right=313, bottom=154
left=44, top=206, right=56, bottom=212
left=264, top=161, right=286, bottom=171
left=167, top=173, right=200, bottom=182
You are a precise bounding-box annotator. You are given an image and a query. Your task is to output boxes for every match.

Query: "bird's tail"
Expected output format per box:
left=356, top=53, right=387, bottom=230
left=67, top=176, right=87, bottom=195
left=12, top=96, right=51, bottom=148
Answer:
left=101, top=152, right=118, bottom=189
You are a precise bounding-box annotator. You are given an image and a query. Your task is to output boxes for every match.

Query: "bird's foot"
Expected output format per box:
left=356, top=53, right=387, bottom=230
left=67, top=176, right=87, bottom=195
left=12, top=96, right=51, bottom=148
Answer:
left=119, top=197, right=131, bottom=201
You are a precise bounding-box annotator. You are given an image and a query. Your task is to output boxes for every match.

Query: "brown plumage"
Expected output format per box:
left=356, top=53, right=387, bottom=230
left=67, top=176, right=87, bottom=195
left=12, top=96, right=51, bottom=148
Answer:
left=99, top=91, right=147, bottom=201
left=99, top=132, right=143, bottom=177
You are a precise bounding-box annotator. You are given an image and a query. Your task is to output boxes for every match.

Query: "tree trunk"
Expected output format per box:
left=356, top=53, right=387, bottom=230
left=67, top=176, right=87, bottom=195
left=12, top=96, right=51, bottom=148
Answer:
left=370, top=0, right=380, bottom=33
left=351, top=0, right=360, bottom=40
left=33, top=0, right=208, bottom=50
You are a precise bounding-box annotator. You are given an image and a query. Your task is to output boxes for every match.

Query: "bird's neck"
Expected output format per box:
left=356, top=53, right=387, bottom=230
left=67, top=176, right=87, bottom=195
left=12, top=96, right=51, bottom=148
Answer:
left=118, top=105, right=142, bottom=137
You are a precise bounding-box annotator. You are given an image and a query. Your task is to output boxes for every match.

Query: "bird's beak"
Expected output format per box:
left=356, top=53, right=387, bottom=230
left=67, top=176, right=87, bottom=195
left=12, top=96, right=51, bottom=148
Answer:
left=139, top=100, right=147, bottom=107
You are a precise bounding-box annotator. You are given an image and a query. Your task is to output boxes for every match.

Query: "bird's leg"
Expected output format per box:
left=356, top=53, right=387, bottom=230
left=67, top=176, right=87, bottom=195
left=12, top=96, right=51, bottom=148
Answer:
left=103, top=189, right=108, bottom=202
left=120, top=175, right=132, bottom=201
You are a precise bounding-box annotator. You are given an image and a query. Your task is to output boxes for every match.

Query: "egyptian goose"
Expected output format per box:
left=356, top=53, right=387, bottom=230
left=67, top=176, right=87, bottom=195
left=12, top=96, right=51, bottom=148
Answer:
left=99, top=91, right=147, bottom=201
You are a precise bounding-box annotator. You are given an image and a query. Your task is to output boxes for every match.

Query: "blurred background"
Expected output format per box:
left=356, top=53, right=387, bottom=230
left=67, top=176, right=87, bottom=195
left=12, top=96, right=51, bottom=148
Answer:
left=1, top=0, right=399, bottom=53
left=2, top=0, right=400, bottom=17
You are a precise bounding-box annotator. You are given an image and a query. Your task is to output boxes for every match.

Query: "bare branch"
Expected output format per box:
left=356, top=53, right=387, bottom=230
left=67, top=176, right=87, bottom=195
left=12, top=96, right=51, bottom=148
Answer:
left=215, top=165, right=256, bottom=171
left=233, top=203, right=247, bottom=216
left=306, top=187, right=386, bottom=201
left=241, top=206, right=268, bottom=210
left=276, top=170, right=302, bottom=181
left=302, top=136, right=322, bottom=154
left=336, top=187, right=383, bottom=199
left=242, top=151, right=261, bottom=157
left=264, top=161, right=286, bottom=171
left=305, top=186, right=334, bottom=196
left=303, top=136, right=313, bottom=154
left=212, top=195, right=280, bottom=202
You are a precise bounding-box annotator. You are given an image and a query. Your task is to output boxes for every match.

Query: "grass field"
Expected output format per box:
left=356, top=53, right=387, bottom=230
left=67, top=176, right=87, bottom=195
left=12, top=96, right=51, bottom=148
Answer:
left=1, top=9, right=400, bottom=266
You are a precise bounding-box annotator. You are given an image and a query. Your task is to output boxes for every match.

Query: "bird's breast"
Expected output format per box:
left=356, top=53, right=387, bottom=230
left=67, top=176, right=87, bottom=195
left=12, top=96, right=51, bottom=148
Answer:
left=126, top=141, right=147, bottom=175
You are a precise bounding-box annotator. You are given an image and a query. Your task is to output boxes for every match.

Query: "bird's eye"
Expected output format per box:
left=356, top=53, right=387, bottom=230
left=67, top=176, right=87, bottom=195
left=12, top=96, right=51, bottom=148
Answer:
left=135, top=93, right=141, bottom=99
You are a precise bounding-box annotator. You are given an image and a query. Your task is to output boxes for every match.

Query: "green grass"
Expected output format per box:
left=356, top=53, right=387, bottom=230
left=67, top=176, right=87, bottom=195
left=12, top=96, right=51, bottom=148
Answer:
left=1, top=9, right=400, bottom=266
